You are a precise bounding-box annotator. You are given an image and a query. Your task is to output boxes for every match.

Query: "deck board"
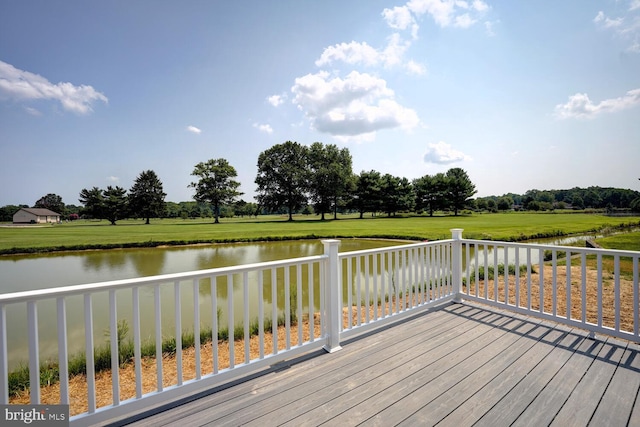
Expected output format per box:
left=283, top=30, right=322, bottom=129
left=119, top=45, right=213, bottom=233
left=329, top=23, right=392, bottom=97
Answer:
left=121, top=302, right=640, bottom=427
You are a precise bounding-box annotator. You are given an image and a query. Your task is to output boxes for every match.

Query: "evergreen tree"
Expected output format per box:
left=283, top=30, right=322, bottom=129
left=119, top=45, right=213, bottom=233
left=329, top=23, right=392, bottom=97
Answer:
left=446, top=168, right=477, bottom=216
left=128, top=170, right=166, bottom=224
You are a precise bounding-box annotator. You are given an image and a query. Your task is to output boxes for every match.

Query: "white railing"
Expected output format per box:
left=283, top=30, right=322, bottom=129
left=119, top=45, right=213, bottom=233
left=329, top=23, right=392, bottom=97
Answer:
left=1, top=229, right=638, bottom=426
left=0, top=250, right=330, bottom=426
left=458, top=235, right=640, bottom=342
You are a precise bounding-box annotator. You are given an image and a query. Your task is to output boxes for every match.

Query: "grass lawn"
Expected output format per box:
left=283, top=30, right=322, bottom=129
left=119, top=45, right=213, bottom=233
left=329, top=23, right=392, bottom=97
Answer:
left=596, top=231, right=640, bottom=251
left=1, top=212, right=639, bottom=254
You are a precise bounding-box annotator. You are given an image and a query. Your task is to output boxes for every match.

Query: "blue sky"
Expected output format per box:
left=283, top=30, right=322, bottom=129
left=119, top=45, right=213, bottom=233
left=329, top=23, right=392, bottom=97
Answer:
left=1, top=0, right=639, bottom=207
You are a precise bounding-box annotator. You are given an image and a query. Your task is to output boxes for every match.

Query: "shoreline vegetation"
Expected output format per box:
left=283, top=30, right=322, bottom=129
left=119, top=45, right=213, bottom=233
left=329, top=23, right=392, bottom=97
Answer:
left=1, top=212, right=639, bottom=256
left=3, top=213, right=640, bottom=415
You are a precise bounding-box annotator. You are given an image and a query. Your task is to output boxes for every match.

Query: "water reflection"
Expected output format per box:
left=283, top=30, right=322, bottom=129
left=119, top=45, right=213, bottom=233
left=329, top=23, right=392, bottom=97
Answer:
left=0, top=239, right=397, bottom=368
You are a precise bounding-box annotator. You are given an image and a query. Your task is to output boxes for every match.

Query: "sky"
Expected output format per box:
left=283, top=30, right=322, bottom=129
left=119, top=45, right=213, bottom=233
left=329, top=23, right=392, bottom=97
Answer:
left=1, top=0, right=639, bottom=207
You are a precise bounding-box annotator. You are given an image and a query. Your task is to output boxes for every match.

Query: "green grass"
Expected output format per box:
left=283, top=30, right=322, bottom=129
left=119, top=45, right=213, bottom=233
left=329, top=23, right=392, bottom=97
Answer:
left=596, top=231, right=640, bottom=252
left=1, top=212, right=639, bottom=254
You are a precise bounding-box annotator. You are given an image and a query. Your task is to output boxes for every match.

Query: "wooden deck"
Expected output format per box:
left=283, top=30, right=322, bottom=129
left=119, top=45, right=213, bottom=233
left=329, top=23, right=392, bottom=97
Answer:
left=121, top=302, right=640, bottom=427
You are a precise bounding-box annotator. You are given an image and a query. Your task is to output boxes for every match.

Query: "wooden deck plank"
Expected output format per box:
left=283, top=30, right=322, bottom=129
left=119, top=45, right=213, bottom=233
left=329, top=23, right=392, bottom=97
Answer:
left=258, top=309, right=512, bottom=427
left=590, top=342, right=640, bottom=427
left=472, top=326, right=588, bottom=426
left=436, top=325, right=571, bottom=426
left=510, top=336, right=607, bottom=427
left=235, top=307, right=487, bottom=426
left=322, top=313, right=540, bottom=426
left=127, top=304, right=465, bottom=426
left=394, top=317, right=555, bottom=426
left=120, top=302, right=640, bottom=427
left=209, top=306, right=484, bottom=426
left=550, top=338, right=626, bottom=426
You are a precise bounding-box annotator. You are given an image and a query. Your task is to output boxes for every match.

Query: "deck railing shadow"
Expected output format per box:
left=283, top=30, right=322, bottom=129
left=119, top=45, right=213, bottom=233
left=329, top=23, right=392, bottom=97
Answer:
left=447, top=301, right=640, bottom=373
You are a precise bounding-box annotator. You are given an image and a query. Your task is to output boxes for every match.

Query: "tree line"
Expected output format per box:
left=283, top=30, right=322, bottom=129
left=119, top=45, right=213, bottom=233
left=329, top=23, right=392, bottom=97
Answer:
left=476, top=187, right=640, bottom=213
left=1, top=140, right=639, bottom=223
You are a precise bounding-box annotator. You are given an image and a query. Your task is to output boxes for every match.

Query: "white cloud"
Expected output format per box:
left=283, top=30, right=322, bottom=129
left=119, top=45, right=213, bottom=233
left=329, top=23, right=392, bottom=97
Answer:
left=454, top=13, right=476, bottom=28
left=0, top=60, right=108, bottom=114
left=291, top=70, right=419, bottom=139
left=594, top=11, right=623, bottom=28
left=423, top=141, right=471, bottom=164
left=186, top=125, right=202, bottom=134
left=594, top=5, right=640, bottom=52
left=403, top=0, right=488, bottom=29
left=23, top=106, right=41, bottom=116
left=382, top=6, right=419, bottom=39
left=405, top=60, right=428, bottom=75
left=554, top=89, right=640, bottom=119
left=267, top=94, right=285, bottom=107
left=472, top=0, right=489, bottom=12
left=253, top=123, right=273, bottom=134
left=484, top=20, right=498, bottom=36
left=315, top=35, right=412, bottom=70
left=107, top=176, right=119, bottom=183
left=315, top=41, right=383, bottom=67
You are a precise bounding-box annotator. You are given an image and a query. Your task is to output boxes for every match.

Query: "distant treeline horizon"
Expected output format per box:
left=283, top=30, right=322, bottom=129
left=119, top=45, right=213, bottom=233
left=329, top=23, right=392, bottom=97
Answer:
left=1, top=184, right=639, bottom=223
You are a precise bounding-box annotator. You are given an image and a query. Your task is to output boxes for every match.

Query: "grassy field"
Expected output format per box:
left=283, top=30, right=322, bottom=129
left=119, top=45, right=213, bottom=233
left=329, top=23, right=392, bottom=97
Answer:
left=596, top=231, right=640, bottom=251
left=1, top=212, right=639, bottom=254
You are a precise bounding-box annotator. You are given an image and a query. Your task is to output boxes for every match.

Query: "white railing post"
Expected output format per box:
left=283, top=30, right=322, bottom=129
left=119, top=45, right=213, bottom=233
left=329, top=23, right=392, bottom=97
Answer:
left=451, top=229, right=464, bottom=303
left=322, top=239, right=342, bottom=353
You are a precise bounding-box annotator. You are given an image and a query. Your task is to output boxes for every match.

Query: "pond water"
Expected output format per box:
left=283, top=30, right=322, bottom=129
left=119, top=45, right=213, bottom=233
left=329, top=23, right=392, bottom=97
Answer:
left=0, top=239, right=400, bottom=368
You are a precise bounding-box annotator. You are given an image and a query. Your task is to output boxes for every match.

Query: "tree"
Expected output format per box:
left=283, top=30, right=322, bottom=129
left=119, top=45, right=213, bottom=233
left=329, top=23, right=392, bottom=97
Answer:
left=307, top=142, right=354, bottom=220
left=446, top=168, right=477, bottom=215
left=0, top=205, right=25, bottom=222
left=79, top=187, right=105, bottom=219
left=351, top=170, right=382, bottom=218
left=255, top=141, right=309, bottom=221
left=571, top=195, right=585, bottom=210
left=497, top=197, right=513, bottom=211
left=103, top=186, right=128, bottom=225
left=128, top=170, right=166, bottom=224
left=414, top=173, right=448, bottom=217
left=189, top=159, right=243, bottom=224
left=34, top=193, right=65, bottom=214
left=379, top=174, right=414, bottom=216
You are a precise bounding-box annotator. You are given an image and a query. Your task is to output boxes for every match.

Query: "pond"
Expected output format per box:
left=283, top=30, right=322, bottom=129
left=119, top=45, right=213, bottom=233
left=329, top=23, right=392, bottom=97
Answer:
left=0, top=239, right=401, bottom=368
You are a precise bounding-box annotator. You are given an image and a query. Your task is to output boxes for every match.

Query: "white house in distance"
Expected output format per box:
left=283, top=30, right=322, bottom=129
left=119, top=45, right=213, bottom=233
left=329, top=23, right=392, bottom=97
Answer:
left=13, top=208, right=61, bottom=224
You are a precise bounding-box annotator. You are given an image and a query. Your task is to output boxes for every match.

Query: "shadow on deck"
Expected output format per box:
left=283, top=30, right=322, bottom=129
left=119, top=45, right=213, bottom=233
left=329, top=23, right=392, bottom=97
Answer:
left=120, top=302, right=640, bottom=427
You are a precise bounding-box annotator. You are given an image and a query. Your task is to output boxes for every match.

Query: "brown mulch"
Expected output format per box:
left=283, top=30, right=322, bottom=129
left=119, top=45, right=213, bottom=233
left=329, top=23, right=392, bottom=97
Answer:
left=465, top=264, right=637, bottom=332
left=11, top=265, right=637, bottom=416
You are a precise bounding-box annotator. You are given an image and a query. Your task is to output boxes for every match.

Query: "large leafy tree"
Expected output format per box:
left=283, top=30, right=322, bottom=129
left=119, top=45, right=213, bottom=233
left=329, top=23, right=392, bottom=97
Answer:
left=34, top=193, right=65, bottom=214
left=128, top=170, right=166, bottom=224
left=255, top=141, right=309, bottom=221
left=446, top=168, right=477, bottom=216
left=414, top=173, right=448, bottom=217
left=307, top=142, right=353, bottom=220
left=351, top=170, right=382, bottom=218
left=79, top=187, right=105, bottom=219
left=103, top=186, right=128, bottom=225
left=189, top=158, right=242, bottom=224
